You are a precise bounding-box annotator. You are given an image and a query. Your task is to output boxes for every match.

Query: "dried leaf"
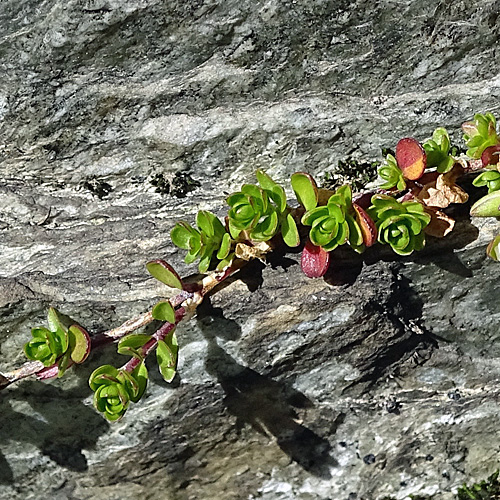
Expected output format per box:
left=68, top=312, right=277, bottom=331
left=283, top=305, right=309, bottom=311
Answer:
left=235, top=241, right=272, bottom=261
left=423, top=207, right=455, bottom=238
left=417, top=164, right=468, bottom=208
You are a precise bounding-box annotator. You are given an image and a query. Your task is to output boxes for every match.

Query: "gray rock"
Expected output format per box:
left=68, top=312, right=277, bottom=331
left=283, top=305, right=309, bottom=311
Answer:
left=1, top=0, right=500, bottom=499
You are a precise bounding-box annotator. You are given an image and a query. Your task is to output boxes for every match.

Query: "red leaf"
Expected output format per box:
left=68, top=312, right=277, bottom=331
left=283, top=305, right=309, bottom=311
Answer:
left=481, top=145, right=500, bottom=167
left=301, top=239, right=330, bottom=278
left=353, top=203, right=377, bottom=247
left=395, top=137, right=426, bottom=180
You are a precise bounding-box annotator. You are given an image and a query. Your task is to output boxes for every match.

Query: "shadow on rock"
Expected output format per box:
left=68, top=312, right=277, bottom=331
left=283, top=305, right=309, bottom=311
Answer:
left=0, top=380, right=109, bottom=481
left=198, top=304, right=337, bottom=479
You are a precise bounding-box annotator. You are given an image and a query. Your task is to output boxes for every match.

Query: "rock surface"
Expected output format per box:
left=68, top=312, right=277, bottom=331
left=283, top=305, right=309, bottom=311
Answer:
left=1, top=0, right=500, bottom=499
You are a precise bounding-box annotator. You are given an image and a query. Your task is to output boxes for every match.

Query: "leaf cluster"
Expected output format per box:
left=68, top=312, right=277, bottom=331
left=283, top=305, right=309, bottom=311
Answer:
left=367, top=195, right=431, bottom=255
left=462, top=113, right=499, bottom=159
left=171, top=210, right=232, bottom=273
left=89, top=363, right=148, bottom=421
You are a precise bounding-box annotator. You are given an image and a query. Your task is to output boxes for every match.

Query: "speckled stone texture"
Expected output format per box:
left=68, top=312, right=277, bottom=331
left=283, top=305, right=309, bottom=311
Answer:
left=1, top=0, right=500, bottom=499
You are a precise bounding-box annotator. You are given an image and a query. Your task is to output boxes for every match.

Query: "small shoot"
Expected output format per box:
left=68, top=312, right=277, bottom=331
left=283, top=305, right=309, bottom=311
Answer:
left=89, top=363, right=149, bottom=421
left=171, top=211, right=230, bottom=273
left=367, top=195, right=431, bottom=256
left=378, top=154, right=406, bottom=190
left=462, top=112, right=499, bottom=159
left=24, top=308, right=90, bottom=377
left=472, top=170, right=500, bottom=194
left=423, top=127, right=455, bottom=173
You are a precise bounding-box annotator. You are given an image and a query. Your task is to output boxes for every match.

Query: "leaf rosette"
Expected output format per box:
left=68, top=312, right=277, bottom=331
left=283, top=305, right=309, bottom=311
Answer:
left=227, top=170, right=299, bottom=247
left=301, top=185, right=363, bottom=252
left=378, top=154, right=406, bottom=190
left=367, top=195, right=431, bottom=255
left=89, top=363, right=148, bottom=421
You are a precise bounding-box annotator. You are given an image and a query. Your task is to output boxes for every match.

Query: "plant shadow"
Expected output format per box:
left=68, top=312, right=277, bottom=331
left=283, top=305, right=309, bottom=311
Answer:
left=197, top=300, right=338, bottom=478
left=0, top=378, right=109, bottom=483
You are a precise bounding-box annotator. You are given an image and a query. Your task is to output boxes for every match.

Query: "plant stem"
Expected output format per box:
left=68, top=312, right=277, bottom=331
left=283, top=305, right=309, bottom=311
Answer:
left=0, top=259, right=251, bottom=390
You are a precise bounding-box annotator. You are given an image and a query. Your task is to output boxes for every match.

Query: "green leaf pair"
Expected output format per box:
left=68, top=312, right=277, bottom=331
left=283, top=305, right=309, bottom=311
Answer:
left=300, top=185, right=364, bottom=252
left=24, top=308, right=91, bottom=376
left=89, top=363, right=148, bottom=421
left=377, top=154, right=406, bottom=190
left=118, top=329, right=179, bottom=384
left=227, top=170, right=299, bottom=247
left=367, top=195, right=431, bottom=256
left=171, top=210, right=233, bottom=273
left=423, top=127, right=455, bottom=173
left=472, top=170, right=500, bottom=193
left=462, top=112, right=499, bottom=159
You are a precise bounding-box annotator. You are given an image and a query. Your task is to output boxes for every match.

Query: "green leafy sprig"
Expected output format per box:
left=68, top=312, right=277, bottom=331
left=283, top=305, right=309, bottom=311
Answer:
left=23, top=308, right=90, bottom=377
left=472, top=169, right=500, bottom=193
left=378, top=154, right=406, bottom=190
left=423, top=127, right=455, bottom=173
left=89, top=363, right=148, bottom=421
left=171, top=210, right=233, bottom=273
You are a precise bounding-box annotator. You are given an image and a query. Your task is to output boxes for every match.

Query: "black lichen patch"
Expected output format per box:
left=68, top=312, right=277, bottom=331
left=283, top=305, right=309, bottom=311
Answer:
left=322, top=156, right=379, bottom=192
left=81, top=177, right=113, bottom=199
left=150, top=170, right=201, bottom=198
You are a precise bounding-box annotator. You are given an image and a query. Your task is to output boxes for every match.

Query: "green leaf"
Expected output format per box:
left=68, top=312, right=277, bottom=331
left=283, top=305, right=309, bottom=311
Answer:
left=157, top=332, right=179, bottom=383
left=216, top=232, right=232, bottom=260
left=130, top=362, right=148, bottom=403
left=269, top=184, right=287, bottom=213
left=117, top=333, right=152, bottom=359
left=151, top=301, right=176, bottom=323
left=170, top=222, right=195, bottom=249
left=68, top=325, right=91, bottom=363
left=146, top=260, right=184, bottom=290
left=47, top=307, right=62, bottom=333
left=470, top=191, right=500, bottom=217
left=196, top=211, right=215, bottom=237
left=291, top=172, right=318, bottom=211
left=255, top=169, right=278, bottom=191
left=57, top=351, right=71, bottom=377
left=281, top=213, right=300, bottom=247
left=89, top=365, right=120, bottom=391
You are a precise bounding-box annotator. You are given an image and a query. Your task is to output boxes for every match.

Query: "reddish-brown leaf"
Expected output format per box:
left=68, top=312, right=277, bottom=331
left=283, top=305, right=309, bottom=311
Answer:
left=301, top=239, right=330, bottom=278
left=395, top=137, right=427, bottom=180
left=353, top=203, right=377, bottom=247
